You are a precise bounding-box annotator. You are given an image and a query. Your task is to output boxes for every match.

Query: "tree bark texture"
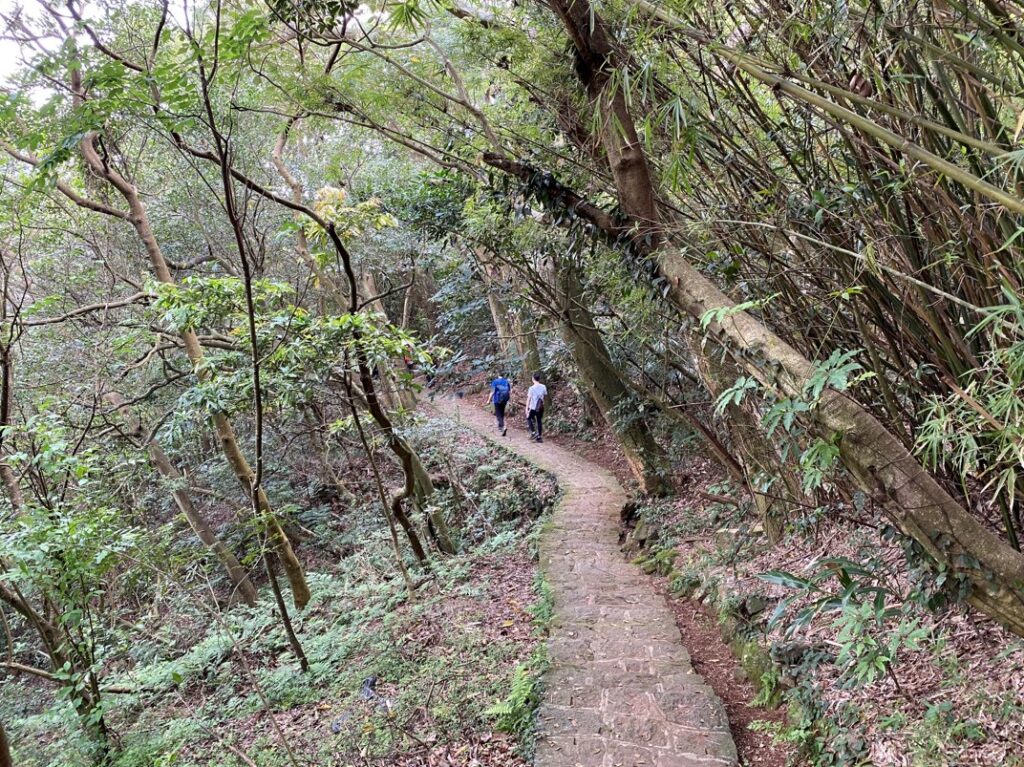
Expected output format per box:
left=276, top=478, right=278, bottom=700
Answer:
left=0, top=719, right=11, bottom=767
left=555, top=264, right=670, bottom=495
left=695, top=350, right=792, bottom=543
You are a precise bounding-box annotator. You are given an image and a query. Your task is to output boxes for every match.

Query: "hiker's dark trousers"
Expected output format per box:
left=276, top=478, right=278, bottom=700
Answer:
left=494, top=401, right=507, bottom=429
left=527, top=408, right=543, bottom=438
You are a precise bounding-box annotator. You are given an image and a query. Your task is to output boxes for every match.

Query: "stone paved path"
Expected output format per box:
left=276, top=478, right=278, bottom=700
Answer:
left=433, top=397, right=738, bottom=767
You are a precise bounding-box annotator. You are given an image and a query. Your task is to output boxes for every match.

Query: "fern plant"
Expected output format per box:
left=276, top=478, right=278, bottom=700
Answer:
left=484, top=648, right=547, bottom=736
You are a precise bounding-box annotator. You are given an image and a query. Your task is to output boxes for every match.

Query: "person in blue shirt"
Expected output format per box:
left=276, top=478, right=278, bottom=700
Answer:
left=485, top=374, right=512, bottom=436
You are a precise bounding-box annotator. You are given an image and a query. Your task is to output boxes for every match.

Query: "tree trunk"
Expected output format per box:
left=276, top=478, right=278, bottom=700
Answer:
left=0, top=719, right=11, bottom=767
left=475, top=247, right=522, bottom=369
left=0, top=581, right=108, bottom=747
left=211, top=412, right=309, bottom=608
left=541, top=0, right=1024, bottom=635
left=400, top=267, right=418, bottom=330
left=555, top=265, right=670, bottom=495
left=486, top=290, right=517, bottom=359
left=696, top=351, right=791, bottom=543
left=475, top=247, right=542, bottom=382
left=0, top=319, right=24, bottom=516
left=354, top=360, right=455, bottom=555
left=72, top=105, right=310, bottom=609
left=356, top=274, right=455, bottom=553
left=104, top=393, right=258, bottom=605
left=512, top=313, right=543, bottom=382
left=147, top=441, right=258, bottom=605
left=361, top=271, right=417, bottom=411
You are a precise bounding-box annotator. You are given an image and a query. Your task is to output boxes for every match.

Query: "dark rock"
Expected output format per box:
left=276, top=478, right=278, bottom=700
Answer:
left=360, top=674, right=378, bottom=700
left=737, top=594, right=771, bottom=622
left=770, top=640, right=834, bottom=667
left=330, top=712, right=350, bottom=734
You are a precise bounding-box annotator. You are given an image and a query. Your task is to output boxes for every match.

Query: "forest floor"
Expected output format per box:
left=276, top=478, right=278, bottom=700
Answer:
left=432, top=394, right=739, bottom=767
left=619, top=444, right=1024, bottom=767
left=9, top=380, right=1021, bottom=767
left=3, top=416, right=559, bottom=767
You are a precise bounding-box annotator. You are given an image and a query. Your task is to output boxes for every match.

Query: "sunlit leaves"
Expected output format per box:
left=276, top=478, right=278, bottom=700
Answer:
left=154, top=276, right=291, bottom=332
left=216, top=7, right=272, bottom=63
left=386, top=0, right=443, bottom=32
left=150, top=39, right=201, bottom=125
left=305, top=187, right=399, bottom=247
left=0, top=413, right=144, bottom=600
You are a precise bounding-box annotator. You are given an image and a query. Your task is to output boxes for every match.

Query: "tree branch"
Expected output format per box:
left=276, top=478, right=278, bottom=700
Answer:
left=23, top=292, right=151, bottom=327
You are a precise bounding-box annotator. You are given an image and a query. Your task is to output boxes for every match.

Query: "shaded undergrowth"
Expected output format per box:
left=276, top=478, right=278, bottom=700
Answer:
left=624, top=459, right=1024, bottom=767
left=4, top=417, right=558, bottom=767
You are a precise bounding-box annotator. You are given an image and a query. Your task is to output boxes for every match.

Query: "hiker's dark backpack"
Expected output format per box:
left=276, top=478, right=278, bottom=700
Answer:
left=494, top=379, right=511, bottom=404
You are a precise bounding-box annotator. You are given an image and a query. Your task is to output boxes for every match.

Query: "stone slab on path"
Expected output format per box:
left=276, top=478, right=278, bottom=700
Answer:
left=433, top=397, right=738, bottom=767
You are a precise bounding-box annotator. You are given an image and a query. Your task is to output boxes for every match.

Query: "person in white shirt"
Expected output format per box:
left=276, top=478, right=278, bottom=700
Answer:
left=525, top=372, right=547, bottom=443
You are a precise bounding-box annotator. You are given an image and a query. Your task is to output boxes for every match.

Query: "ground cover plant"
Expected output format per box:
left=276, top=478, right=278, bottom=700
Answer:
left=3, top=419, right=557, bottom=766
left=624, top=447, right=1024, bottom=767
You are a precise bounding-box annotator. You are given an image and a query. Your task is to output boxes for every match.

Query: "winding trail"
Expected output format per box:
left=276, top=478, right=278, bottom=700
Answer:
left=433, top=396, right=738, bottom=767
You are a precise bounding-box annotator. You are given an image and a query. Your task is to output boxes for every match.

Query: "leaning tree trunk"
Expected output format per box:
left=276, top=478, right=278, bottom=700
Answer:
left=696, top=350, right=793, bottom=543
left=539, top=0, right=1024, bottom=635
left=69, top=70, right=310, bottom=609
left=555, top=263, right=670, bottom=495
left=0, top=342, right=24, bottom=518
left=148, top=441, right=258, bottom=605
left=478, top=253, right=518, bottom=360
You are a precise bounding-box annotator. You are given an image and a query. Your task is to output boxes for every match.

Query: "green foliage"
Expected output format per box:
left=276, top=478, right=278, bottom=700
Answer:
left=153, top=275, right=440, bottom=417
left=484, top=646, right=547, bottom=737
left=797, top=435, right=841, bottom=493
left=916, top=292, right=1024, bottom=524
left=759, top=556, right=900, bottom=639
left=713, top=376, right=759, bottom=415
left=110, top=719, right=204, bottom=767
left=801, top=349, right=871, bottom=402
left=762, top=396, right=812, bottom=437
left=3, top=0, right=1024, bottom=763
left=386, top=0, right=443, bottom=31
left=700, top=293, right=779, bottom=329
left=528, top=573, right=554, bottom=628
left=305, top=187, right=399, bottom=250
left=833, top=603, right=928, bottom=688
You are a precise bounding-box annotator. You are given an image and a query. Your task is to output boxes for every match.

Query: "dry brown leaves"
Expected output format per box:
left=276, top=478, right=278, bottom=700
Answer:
left=657, top=451, right=1024, bottom=767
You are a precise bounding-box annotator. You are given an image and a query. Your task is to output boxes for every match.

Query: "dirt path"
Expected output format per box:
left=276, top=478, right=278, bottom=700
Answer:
left=433, top=396, right=737, bottom=767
